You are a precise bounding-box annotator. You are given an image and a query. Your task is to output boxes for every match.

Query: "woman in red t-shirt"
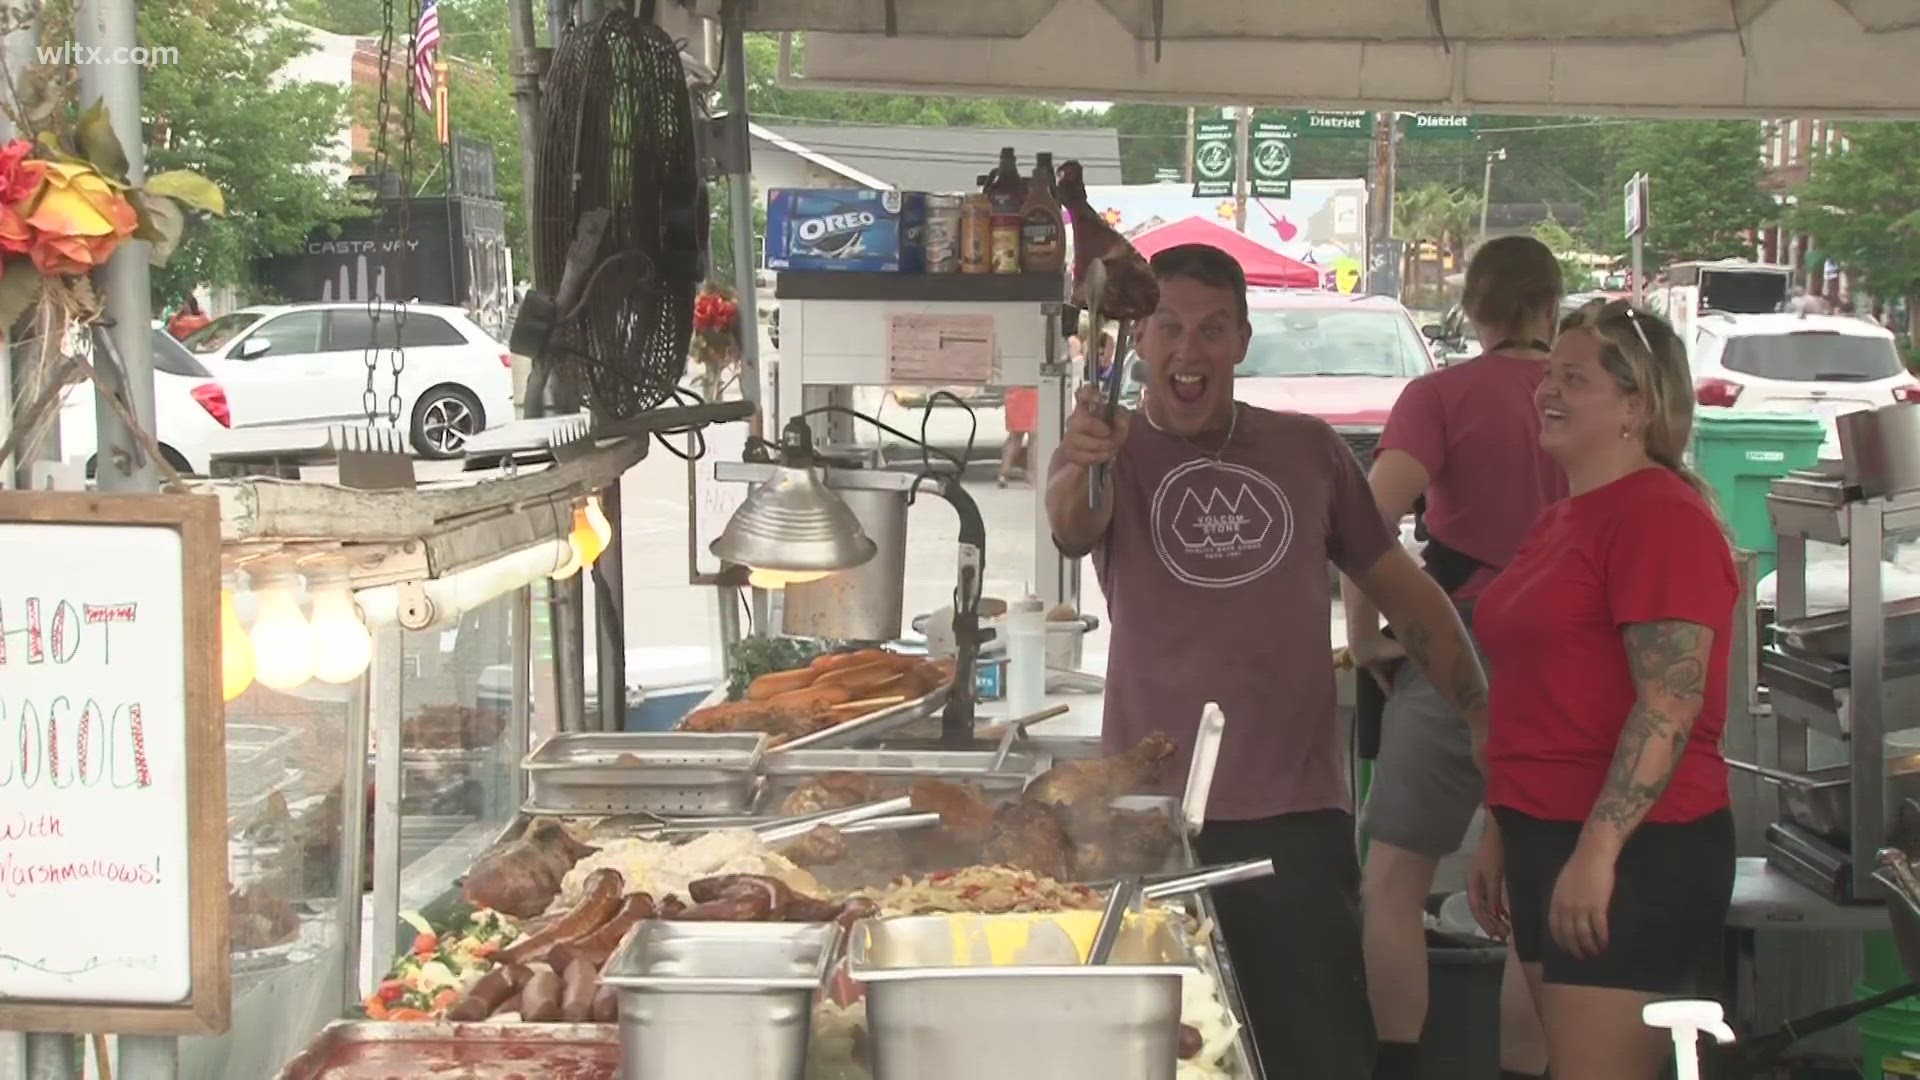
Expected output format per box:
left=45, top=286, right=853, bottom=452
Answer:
left=1469, top=299, right=1738, bottom=1080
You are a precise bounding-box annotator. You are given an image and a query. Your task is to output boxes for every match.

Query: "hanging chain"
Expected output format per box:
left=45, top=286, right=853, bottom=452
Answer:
left=363, top=0, right=397, bottom=427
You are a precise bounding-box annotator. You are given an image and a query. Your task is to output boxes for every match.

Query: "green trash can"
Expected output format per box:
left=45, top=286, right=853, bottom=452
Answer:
left=1690, top=413, right=1828, bottom=579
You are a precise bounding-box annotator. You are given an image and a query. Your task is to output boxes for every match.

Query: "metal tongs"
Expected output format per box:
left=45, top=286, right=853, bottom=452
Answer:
left=986, top=704, right=1073, bottom=771
left=1082, top=260, right=1133, bottom=511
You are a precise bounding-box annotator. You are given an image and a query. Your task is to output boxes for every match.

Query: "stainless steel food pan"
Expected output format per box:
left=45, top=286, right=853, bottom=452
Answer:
left=603, top=920, right=840, bottom=1080
left=1727, top=755, right=1920, bottom=840
left=849, top=913, right=1197, bottom=1080
left=522, top=731, right=766, bottom=816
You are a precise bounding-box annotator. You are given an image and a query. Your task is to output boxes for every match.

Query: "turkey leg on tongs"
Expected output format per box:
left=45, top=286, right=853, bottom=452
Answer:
left=1058, top=160, right=1159, bottom=509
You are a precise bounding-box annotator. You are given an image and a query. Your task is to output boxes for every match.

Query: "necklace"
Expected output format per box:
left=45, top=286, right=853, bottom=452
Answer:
left=1146, top=401, right=1239, bottom=463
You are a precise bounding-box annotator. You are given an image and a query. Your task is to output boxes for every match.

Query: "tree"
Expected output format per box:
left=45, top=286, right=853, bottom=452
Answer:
left=1530, top=216, right=1598, bottom=292
left=1592, top=121, right=1774, bottom=268
left=1102, top=103, right=1188, bottom=184
left=1790, top=122, right=1920, bottom=336
left=30, top=0, right=356, bottom=299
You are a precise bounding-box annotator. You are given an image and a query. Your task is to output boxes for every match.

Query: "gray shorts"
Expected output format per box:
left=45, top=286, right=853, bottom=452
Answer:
left=1358, top=648, right=1486, bottom=860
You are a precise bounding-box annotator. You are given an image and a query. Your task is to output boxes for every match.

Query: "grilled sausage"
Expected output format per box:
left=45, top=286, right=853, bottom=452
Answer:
left=659, top=895, right=687, bottom=918
left=1178, top=1024, right=1204, bottom=1059
left=560, top=957, right=600, bottom=1023
left=519, top=969, right=563, bottom=1022
left=497, top=868, right=623, bottom=964
left=747, top=668, right=817, bottom=701
left=592, top=984, right=619, bottom=1023
left=548, top=893, right=654, bottom=971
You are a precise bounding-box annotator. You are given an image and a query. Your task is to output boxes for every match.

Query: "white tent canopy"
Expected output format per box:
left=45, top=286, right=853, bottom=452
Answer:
left=681, top=0, right=1920, bottom=117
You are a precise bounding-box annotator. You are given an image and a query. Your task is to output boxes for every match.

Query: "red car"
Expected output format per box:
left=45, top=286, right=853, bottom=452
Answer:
left=1124, top=289, right=1436, bottom=467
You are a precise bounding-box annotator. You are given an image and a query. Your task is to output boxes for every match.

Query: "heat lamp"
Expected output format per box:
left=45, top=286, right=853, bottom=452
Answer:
left=712, top=414, right=987, bottom=746
left=709, top=416, right=880, bottom=585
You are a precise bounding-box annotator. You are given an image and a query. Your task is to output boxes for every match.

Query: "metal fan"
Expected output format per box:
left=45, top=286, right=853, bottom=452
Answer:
left=519, top=2, right=701, bottom=420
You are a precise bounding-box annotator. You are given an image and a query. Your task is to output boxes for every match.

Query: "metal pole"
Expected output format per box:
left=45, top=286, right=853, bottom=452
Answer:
left=1, top=0, right=41, bottom=490
left=509, top=586, right=532, bottom=807
left=1183, top=107, right=1195, bottom=184
left=1478, top=148, right=1505, bottom=244
left=722, top=17, right=761, bottom=413
left=77, top=0, right=157, bottom=495
left=591, top=483, right=625, bottom=731
left=505, top=0, right=545, bottom=320
left=1232, top=106, right=1249, bottom=233
left=337, top=674, right=372, bottom=1012
left=368, top=625, right=405, bottom=983
left=1632, top=232, right=1646, bottom=307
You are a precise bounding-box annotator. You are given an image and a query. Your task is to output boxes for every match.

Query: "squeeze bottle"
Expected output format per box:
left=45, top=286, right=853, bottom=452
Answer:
left=1006, top=590, right=1047, bottom=720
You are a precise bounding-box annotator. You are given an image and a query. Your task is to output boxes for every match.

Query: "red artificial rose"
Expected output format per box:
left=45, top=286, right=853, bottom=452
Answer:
left=0, top=139, right=41, bottom=205
left=0, top=202, right=31, bottom=256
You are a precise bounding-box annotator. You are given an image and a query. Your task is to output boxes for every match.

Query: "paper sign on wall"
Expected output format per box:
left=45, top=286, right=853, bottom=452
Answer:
left=0, top=492, right=228, bottom=1035
left=886, top=313, right=996, bottom=386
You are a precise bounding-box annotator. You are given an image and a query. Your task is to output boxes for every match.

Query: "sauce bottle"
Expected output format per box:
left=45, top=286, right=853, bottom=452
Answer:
left=960, top=172, right=992, bottom=275
left=986, top=148, right=1024, bottom=274
left=1020, top=151, right=1065, bottom=274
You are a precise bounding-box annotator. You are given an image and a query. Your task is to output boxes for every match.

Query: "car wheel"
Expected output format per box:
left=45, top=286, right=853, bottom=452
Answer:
left=84, top=445, right=196, bottom=481
left=411, top=386, right=485, bottom=459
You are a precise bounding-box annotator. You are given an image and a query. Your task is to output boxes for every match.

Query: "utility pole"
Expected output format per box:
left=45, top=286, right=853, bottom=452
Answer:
left=1478, top=147, right=1507, bottom=243
left=1183, top=107, right=1195, bottom=184
left=1366, top=111, right=1398, bottom=291
left=1232, top=106, right=1250, bottom=233
left=76, top=1, right=174, bottom=1078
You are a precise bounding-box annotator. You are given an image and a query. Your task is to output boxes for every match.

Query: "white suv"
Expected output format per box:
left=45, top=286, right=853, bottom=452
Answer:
left=57, top=326, right=233, bottom=477
left=183, top=302, right=516, bottom=458
left=1690, top=312, right=1919, bottom=457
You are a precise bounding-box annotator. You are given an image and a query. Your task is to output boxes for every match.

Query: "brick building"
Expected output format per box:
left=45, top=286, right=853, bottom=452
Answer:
left=1756, top=118, right=1852, bottom=301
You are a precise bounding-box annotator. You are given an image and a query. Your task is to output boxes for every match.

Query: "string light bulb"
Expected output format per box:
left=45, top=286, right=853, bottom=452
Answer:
left=582, top=496, right=613, bottom=548
left=568, top=504, right=607, bottom=570
left=219, top=573, right=255, bottom=702
left=247, top=560, right=315, bottom=692
left=306, top=563, right=373, bottom=685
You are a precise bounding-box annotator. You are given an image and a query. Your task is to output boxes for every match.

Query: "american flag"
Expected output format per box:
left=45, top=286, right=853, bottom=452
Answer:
left=412, top=0, right=440, bottom=112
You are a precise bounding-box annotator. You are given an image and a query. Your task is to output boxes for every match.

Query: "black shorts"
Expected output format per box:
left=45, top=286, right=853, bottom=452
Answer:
left=1494, top=806, right=1734, bottom=993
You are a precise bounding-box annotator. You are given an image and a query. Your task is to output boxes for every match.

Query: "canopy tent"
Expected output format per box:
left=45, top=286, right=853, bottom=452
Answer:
left=680, top=0, right=1920, bottom=117
left=1131, top=216, right=1322, bottom=289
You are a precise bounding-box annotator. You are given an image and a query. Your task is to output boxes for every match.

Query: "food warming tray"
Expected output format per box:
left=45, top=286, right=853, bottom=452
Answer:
left=770, top=683, right=953, bottom=752
left=849, top=913, right=1199, bottom=1080
left=757, top=748, right=1051, bottom=809
left=522, top=731, right=767, bottom=816
left=272, top=1020, right=617, bottom=1080
left=1776, top=597, right=1920, bottom=662
left=602, top=920, right=841, bottom=1080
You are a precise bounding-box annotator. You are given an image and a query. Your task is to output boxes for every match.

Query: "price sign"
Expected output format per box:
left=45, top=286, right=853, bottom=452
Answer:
left=0, top=492, right=229, bottom=1035
left=690, top=420, right=753, bottom=585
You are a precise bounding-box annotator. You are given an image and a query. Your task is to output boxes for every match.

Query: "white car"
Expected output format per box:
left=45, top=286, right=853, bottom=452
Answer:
left=182, top=302, right=516, bottom=459
left=1689, top=312, right=1919, bottom=457
left=57, top=327, right=232, bottom=477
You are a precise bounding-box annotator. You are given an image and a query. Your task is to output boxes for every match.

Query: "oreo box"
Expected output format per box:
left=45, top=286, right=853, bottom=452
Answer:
left=765, top=188, right=926, bottom=272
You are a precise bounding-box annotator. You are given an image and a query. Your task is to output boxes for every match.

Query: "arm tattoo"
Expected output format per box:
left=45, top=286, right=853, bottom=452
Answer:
left=1395, top=618, right=1488, bottom=719
left=1589, top=621, right=1711, bottom=835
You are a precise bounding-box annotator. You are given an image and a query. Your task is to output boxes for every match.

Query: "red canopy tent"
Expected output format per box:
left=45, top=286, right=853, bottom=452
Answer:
left=1130, top=215, right=1322, bottom=290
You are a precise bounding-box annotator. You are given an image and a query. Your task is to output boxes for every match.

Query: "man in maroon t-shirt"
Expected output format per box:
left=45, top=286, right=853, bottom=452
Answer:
left=1047, top=244, right=1491, bottom=1079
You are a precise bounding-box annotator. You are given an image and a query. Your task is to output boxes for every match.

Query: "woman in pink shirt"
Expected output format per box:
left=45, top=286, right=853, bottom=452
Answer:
left=1343, top=236, right=1571, bottom=1080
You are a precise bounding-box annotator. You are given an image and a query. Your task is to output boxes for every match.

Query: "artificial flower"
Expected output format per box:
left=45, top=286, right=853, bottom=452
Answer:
left=0, top=139, right=43, bottom=205
left=26, top=161, right=137, bottom=274
left=0, top=203, right=32, bottom=256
